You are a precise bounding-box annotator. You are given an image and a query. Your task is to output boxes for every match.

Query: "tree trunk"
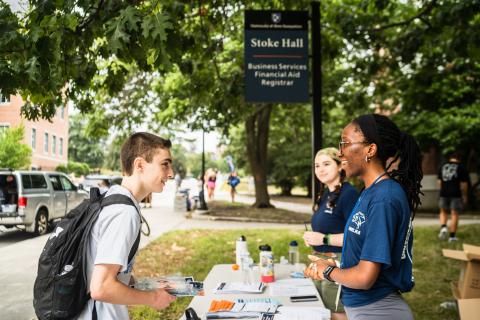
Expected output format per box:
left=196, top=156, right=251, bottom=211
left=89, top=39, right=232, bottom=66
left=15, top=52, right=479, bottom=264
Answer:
left=245, top=105, right=274, bottom=208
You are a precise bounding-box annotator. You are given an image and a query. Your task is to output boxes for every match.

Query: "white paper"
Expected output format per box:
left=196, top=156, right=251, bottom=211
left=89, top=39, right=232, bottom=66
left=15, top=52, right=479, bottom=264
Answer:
left=214, top=282, right=265, bottom=294
left=274, top=306, right=330, bottom=320
left=267, top=279, right=318, bottom=297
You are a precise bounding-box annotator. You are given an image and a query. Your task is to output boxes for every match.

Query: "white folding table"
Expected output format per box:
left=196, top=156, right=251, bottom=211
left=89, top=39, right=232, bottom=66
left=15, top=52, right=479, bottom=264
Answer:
left=180, top=263, right=328, bottom=319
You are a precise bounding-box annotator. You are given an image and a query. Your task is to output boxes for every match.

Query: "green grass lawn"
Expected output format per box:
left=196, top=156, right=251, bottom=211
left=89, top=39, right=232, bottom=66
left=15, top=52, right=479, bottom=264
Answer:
left=129, top=224, right=480, bottom=320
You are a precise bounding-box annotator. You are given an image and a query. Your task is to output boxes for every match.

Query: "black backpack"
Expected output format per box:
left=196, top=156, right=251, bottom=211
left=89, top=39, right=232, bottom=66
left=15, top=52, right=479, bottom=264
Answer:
left=33, top=189, right=141, bottom=320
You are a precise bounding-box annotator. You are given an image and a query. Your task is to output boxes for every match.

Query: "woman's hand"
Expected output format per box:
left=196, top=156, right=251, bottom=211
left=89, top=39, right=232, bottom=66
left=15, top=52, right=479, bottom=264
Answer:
left=303, top=231, right=325, bottom=246
left=303, top=255, right=336, bottom=280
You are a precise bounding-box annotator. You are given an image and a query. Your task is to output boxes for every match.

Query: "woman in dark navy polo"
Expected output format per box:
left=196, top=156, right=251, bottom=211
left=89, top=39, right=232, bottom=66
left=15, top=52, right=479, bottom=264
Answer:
left=303, top=147, right=358, bottom=318
left=304, top=114, right=422, bottom=320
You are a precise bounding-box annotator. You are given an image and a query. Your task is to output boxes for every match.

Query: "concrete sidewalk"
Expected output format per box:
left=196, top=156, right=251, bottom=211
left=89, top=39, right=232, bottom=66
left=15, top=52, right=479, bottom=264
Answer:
left=212, top=190, right=480, bottom=227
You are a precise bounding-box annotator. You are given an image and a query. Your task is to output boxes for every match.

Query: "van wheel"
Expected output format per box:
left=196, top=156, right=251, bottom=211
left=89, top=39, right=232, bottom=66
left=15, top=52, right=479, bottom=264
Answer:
left=35, top=210, right=49, bottom=236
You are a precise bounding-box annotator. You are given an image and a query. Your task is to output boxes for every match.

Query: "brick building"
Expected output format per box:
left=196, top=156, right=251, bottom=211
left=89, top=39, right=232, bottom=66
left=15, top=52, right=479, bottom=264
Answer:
left=0, top=93, right=69, bottom=171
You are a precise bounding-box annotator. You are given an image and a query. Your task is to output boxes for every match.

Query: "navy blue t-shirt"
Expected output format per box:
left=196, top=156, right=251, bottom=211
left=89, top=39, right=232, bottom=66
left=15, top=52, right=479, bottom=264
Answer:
left=311, top=182, right=358, bottom=253
left=341, top=179, right=414, bottom=307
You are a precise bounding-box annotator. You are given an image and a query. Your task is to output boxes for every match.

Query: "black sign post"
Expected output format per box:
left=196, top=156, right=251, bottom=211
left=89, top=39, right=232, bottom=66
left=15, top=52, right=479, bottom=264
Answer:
left=245, top=10, right=309, bottom=103
left=311, top=2, right=322, bottom=204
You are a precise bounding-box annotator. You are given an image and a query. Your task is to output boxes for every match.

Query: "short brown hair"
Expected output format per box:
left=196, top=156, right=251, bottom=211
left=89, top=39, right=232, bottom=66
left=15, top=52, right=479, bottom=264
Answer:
left=120, top=132, right=172, bottom=176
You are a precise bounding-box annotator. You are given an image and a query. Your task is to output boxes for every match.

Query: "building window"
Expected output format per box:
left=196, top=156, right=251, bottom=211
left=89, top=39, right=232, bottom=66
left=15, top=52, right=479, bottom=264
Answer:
left=31, top=128, right=36, bottom=150
left=0, top=92, right=10, bottom=104
left=59, top=137, right=63, bottom=156
left=44, top=132, right=49, bottom=153
left=52, top=135, right=57, bottom=155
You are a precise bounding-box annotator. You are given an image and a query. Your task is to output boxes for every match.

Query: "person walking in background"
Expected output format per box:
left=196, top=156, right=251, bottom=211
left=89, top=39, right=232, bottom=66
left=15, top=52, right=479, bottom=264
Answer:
left=205, top=169, right=217, bottom=200
left=438, top=152, right=469, bottom=242
left=303, top=147, right=358, bottom=319
left=304, top=114, right=423, bottom=320
left=227, top=171, right=240, bottom=203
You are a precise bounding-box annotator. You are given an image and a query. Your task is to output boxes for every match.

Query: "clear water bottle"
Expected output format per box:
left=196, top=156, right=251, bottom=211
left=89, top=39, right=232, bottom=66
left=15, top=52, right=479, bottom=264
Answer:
left=288, top=240, right=299, bottom=265
left=241, top=256, right=254, bottom=284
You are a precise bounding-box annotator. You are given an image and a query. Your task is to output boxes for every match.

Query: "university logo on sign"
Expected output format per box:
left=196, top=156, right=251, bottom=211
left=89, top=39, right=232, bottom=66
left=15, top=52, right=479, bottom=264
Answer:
left=271, top=13, right=281, bottom=23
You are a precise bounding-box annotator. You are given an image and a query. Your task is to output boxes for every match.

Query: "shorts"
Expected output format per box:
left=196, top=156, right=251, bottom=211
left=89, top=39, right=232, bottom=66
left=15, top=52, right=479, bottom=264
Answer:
left=207, top=181, right=216, bottom=189
left=439, top=197, right=463, bottom=212
left=314, top=252, right=344, bottom=313
left=344, top=292, right=413, bottom=320
left=315, top=279, right=344, bottom=312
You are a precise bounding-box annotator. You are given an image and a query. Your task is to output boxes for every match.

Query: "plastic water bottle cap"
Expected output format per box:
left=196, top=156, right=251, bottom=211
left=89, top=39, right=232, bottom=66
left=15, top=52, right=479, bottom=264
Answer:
left=259, top=244, right=271, bottom=251
left=290, top=240, right=298, bottom=246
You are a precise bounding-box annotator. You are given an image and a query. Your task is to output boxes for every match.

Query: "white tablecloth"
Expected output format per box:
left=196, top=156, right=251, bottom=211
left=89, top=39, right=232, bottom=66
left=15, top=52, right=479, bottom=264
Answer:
left=179, top=263, right=328, bottom=319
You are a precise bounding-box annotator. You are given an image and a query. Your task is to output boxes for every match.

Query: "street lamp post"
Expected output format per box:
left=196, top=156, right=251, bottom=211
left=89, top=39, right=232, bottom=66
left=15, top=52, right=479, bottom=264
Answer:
left=198, top=130, right=208, bottom=210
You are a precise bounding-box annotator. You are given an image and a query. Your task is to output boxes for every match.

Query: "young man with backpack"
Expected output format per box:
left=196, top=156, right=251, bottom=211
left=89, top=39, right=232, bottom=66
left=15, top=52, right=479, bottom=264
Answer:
left=77, top=132, right=176, bottom=319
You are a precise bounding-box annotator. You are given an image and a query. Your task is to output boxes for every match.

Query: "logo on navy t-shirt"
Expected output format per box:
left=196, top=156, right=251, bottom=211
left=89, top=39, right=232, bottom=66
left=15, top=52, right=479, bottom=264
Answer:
left=349, top=211, right=365, bottom=235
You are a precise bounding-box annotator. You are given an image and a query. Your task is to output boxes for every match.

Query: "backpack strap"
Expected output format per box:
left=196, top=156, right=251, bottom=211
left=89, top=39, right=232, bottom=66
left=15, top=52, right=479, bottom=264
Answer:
left=129, top=228, right=141, bottom=263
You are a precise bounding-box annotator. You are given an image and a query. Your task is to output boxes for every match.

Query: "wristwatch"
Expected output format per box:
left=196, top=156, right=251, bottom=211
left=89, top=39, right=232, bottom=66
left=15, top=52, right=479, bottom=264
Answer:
left=323, top=234, right=331, bottom=245
left=323, top=265, right=336, bottom=282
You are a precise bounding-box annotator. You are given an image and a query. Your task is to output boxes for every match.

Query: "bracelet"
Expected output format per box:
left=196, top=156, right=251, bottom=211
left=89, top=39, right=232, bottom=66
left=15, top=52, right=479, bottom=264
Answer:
left=323, top=234, right=331, bottom=246
left=323, top=265, right=336, bottom=282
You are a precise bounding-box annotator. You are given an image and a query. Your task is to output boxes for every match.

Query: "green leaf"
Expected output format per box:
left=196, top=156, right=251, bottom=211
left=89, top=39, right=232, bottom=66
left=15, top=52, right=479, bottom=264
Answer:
left=149, top=13, right=172, bottom=42
left=64, top=14, right=78, bottom=31
left=121, top=6, right=140, bottom=32
left=25, top=56, right=40, bottom=81
left=106, top=18, right=130, bottom=53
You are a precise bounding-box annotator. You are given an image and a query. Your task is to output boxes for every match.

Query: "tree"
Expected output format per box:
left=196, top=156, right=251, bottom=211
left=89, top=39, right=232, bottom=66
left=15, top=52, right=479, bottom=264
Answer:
left=0, top=0, right=174, bottom=120
left=150, top=1, right=309, bottom=208
left=4, top=0, right=479, bottom=208
left=268, top=105, right=312, bottom=196
left=68, top=114, right=105, bottom=168
left=102, top=134, right=125, bottom=172
left=318, top=0, right=480, bottom=154
left=56, top=161, right=90, bottom=176
left=0, top=125, right=32, bottom=169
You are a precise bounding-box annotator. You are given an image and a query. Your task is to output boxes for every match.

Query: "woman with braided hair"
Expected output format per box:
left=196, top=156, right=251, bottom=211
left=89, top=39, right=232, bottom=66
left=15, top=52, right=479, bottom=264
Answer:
left=303, top=147, right=358, bottom=318
left=304, top=114, right=423, bottom=320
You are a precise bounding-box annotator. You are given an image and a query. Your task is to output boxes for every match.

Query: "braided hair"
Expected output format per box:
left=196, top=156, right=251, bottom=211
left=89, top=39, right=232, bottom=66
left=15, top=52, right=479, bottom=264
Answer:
left=353, top=114, right=423, bottom=218
left=313, top=148, right=346, bottom=212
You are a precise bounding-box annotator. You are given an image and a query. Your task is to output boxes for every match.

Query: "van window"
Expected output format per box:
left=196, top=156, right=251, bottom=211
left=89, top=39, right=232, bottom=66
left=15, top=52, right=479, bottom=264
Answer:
left=60, top=176, right=75, bottom=191
left=49, top=175, right=63, bottom=191
left=22, top=175, right=32, bottom=189
left=30, top=174, right=48, bottom=189
left=22, top=174, right=48, bottom=189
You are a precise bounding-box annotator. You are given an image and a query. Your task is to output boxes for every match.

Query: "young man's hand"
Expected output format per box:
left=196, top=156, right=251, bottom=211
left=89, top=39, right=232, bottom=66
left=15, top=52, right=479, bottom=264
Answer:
left=148, top=289, right=176, bottom=310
